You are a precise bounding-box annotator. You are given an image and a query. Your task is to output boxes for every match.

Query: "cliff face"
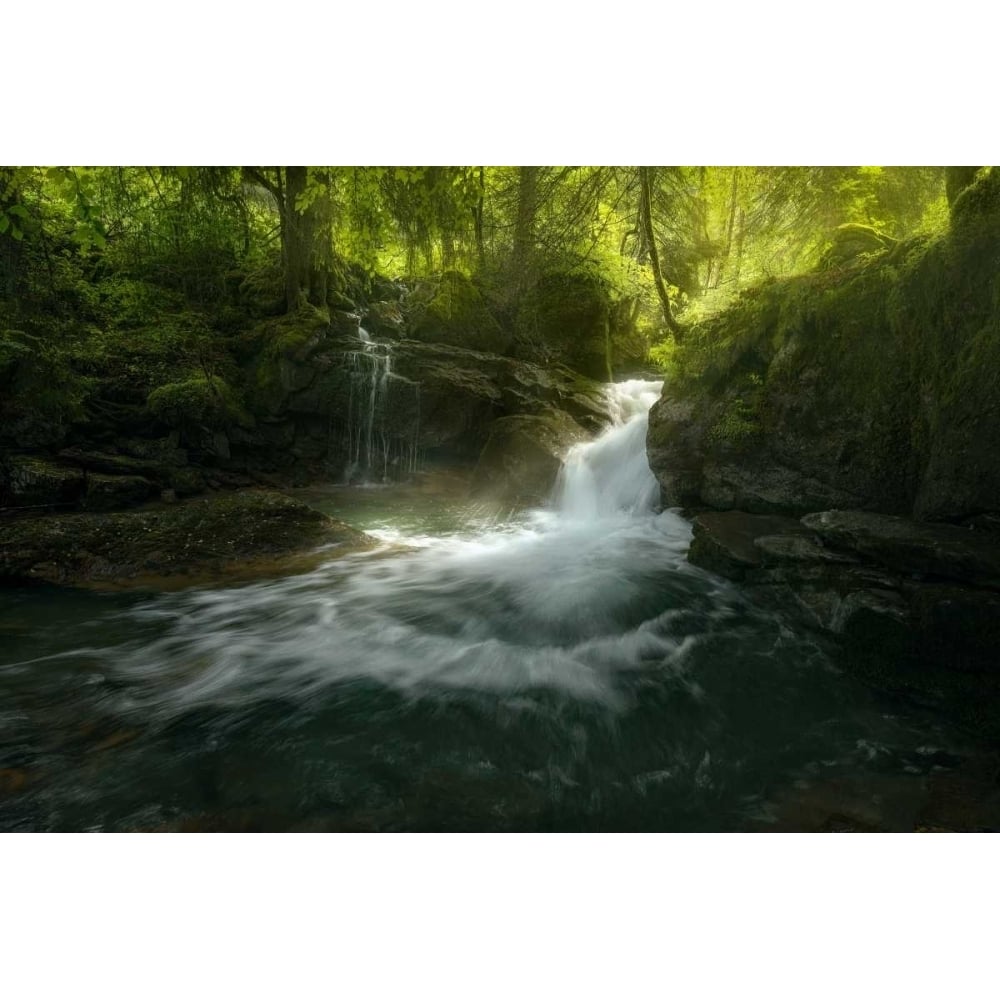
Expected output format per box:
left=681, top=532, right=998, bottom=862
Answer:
left=647, top=169, right=1000, bottom=523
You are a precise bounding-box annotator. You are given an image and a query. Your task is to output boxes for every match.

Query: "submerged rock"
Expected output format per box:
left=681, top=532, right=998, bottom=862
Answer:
left=0, top=489, right=373, bottom=588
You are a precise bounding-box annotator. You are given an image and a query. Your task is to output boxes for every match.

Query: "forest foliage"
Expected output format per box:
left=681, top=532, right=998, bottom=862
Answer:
left=0, top=164, right=963, bottom=439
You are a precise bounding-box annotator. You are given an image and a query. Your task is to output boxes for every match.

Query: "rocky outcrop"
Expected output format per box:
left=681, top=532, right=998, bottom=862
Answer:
left=1, top=455, right=86, bottom=509
left=0, top=490, right=372, bottom=587
left=0, top=449, right=201, bottom=514
left=404, top=271, right=511, bottom=355
left=243, top=320, right=611, bottom=476
left=648, top=168, right=1000, bottom=523
left=470, top=410, right=589, bottom=507
left=687, top=509, right=1000, bottom=735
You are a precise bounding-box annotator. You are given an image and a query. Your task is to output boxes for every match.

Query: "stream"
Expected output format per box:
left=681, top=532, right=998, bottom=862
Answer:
left=0, top=381, right=986, bottom=831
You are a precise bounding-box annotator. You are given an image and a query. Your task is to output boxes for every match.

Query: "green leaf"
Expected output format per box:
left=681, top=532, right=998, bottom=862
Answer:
left=7, top=204, right=30, bottom=219
left=0, top=214, right=8, bottom=235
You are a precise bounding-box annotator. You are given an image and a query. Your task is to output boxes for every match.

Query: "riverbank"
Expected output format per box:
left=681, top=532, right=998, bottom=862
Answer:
left=0, top=489, right=373, bottom=589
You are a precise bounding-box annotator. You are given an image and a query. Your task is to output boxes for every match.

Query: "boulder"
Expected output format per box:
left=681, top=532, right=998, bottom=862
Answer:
left=514, top=271, right=612, bottom=381
left=688, top=511, right=811, bottom=581
left=364, top=300, right=406, bottom=339
left=819, top=223, right=896, bottom=269
left=406, top=272, right=510, bottom=355
left=471, top=410, right=589, bottom=507
left=646, top=170, right=1000, bottom=524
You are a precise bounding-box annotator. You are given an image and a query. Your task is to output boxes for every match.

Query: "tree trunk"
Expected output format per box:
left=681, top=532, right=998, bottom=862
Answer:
left=441, top=230, right=455, bottom=270
left=0, top=168, right=23, bottom=302
left=732, top=208, right=746, bottom=290
left=638, top=166, right=683, bottom=340
left=473, top=166, right=486, bottom=269
left=712, top=168, right=740, bottom=290
left=283, top=166, right=311, bottom=311
left=512, top=166, right=539, bottom=287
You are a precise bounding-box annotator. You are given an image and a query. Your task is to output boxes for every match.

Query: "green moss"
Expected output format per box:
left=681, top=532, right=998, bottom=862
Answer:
left=658, top=166, right=1000, bottom=517
left=707, top=374, right=764, bottom=447
left=247, top=305, right=332, bottom=412
left=409, top=271, right=507, bottom=354
left=147, top=375, right=251, bottom=431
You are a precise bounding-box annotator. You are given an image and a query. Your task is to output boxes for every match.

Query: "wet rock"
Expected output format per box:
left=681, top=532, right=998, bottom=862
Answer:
left=286, top=336, right=612, bottom=469
left=471, top=410, right=589, bottom=507
left=802, top=510, right=1000, bottom=588
left=1, top=455, right=85, bottom=509
left=82, top=473, right=155, bottom=511
left=364, top=300, right=405, bottom=338
left=688, top=511, right=810, bottom=581
left=0, top=489, right=374, bottom=588
left=329, top=308, right=361, bottom=338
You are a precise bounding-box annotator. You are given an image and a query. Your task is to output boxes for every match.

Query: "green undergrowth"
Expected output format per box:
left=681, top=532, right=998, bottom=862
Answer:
left=662, top=168, right=1000, bottom=465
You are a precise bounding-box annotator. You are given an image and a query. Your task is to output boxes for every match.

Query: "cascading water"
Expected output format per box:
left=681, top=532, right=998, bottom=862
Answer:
left=555, top=379, right=664, bottom=519
left=0, top=378, right=977, bottom=832
left=342, top=327, right=420, bottom=483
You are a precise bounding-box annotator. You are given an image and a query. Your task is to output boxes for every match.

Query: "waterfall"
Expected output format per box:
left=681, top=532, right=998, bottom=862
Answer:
left=343, top=328, right=421, bottom=483
left=554, top=379, right=663, bottom=519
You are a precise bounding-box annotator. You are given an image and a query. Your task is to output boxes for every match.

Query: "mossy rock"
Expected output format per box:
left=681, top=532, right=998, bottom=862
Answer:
left=406, top=272, right=510, bottom=354
left=364, top=300, right=406, bottom=338
left=514, top=271, right=612, bottom=381
left=649, top=175, right=1000, bottom=521
left=167, top=466, right=207, bottom=497
left=248, top=306, right=335, bottom=414
left=147, top=375, right=252, bottom=435
left=82, top=473, right=155, bottom=511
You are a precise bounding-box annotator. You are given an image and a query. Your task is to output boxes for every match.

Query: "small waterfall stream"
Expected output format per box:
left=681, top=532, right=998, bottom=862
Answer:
left=555, top=380, right=663, bottom=519
left=342, top=327, right=420, bottom=484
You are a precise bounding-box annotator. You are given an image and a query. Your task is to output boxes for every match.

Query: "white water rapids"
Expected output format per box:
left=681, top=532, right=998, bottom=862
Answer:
left=101, top=380, right=737, bottom=713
